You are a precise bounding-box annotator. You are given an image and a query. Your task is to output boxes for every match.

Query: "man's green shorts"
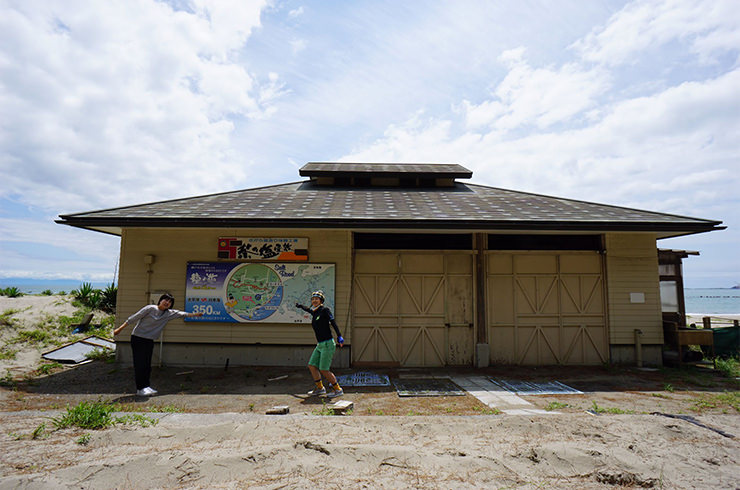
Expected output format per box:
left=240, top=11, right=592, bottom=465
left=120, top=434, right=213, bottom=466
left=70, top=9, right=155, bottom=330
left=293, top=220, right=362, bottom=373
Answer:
left=308, top=339, right=336, bottom=371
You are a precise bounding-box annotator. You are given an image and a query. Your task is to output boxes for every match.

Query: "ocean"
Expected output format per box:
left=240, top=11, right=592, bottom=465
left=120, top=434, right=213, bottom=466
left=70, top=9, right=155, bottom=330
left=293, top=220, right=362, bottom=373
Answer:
left=685, top=288, right=740, bottom=315
left=2, top=281, right=738, bottom=314
left=0, top=280, right=111, bottom=295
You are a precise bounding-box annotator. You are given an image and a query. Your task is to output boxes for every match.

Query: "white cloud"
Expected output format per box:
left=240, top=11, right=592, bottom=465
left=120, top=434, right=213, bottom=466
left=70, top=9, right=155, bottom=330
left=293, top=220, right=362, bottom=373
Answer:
left=341, top=60, right=740, bottom=220
left=0, top=216, right=120, bottom=280
left=0, top=0, right=272, bottom=212
left=573, top=0, right=740, bottom=64
left=464, top=50, right=609, bottom=131
left=290, top=38, right=307, bottom=54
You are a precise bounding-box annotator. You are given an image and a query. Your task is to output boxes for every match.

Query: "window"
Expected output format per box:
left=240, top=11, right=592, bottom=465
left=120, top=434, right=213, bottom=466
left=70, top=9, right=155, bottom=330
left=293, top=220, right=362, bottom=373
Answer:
left=354, top=233, right=472, bottom=250
left=487, top=234, right=603, bottom=251
left=660, top=281, right=679, bottom=312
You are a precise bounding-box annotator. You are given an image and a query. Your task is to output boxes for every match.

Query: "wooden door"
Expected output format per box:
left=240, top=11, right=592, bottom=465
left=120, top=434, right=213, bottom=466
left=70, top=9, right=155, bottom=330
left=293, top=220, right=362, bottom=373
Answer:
left=353, top=251, right=474, bottom=366
left=487, top=252, right=607, bottom=365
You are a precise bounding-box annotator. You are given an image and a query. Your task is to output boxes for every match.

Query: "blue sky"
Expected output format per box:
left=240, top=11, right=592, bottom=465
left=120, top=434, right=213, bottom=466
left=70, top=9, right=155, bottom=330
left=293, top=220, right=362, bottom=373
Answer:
left=1, top=0, right=738, bottom=287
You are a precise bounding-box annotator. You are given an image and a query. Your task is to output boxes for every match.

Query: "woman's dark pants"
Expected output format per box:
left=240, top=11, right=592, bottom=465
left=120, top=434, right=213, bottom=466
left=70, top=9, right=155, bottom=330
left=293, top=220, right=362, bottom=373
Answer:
left=130, top=335, right=154, bottom=390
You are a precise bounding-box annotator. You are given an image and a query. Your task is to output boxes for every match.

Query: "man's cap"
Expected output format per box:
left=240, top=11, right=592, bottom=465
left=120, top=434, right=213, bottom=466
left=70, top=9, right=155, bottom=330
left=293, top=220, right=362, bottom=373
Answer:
left=311, top=290, right=325, bottom=302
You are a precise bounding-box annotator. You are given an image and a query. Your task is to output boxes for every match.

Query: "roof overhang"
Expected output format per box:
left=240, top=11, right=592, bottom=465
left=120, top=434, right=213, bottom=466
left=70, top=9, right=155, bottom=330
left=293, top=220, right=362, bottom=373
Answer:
left=55, top=216, right=725, bottom=239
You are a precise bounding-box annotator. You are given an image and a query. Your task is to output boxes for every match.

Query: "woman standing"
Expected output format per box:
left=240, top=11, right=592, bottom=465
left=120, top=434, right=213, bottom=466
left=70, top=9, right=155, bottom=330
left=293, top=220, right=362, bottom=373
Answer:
left=295, top=290, right=344, bottom=398
left=114, top=293, right=203, bottom=396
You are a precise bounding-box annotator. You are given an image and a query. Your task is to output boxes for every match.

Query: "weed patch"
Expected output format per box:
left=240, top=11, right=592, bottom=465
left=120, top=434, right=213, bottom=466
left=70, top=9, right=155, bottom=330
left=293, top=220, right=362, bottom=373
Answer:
left=0, top=308, right=21, bottom=326
left=689, top=392, right=740, bottom=413
left=51, top=401, right=116, bottom=430
left=0, top=347, right=18, bottom=360
left=31, top=423, right=48, bottom=440
left=85, top=348, right=115, bottom=363
left=0, top=370, right=16, bottom=388
left=590, top=401, right=634, bottom=414
left=472, top=405, right=501, bottom=415
left=50, top=400, right=158, bottom=430
left=35, top=362, right=63, bottom=376
left=117, top=403, right=183, bottom=414
left=14, top=327, right=57, bottom=347
left=545, top=401, right=570, bottom=411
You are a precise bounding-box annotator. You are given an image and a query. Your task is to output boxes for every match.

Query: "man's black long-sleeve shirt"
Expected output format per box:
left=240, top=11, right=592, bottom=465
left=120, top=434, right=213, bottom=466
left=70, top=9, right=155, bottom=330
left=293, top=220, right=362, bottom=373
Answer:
left=297, top=304, right=342, bottom=343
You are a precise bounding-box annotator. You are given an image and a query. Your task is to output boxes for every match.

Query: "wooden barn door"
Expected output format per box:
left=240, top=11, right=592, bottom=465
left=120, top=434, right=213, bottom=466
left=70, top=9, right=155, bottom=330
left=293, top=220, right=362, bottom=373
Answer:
left=352, top=251, right=474, bottom=367
left=487, top=252, right=607, bottom=365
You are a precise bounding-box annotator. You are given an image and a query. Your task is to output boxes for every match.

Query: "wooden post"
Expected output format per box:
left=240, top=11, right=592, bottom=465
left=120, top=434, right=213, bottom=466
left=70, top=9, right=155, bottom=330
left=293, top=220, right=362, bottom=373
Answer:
left=475, top=233, right=487, bottom=345
left=702, top=316, right=711, bottom=329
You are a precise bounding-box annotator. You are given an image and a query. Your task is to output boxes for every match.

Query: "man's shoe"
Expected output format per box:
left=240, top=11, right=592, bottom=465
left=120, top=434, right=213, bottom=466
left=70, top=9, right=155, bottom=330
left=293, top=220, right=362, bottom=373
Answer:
left=326, top=388, right=344, bottom=398
left=136, top=389, right=147, bottom=396
left=307, top=387, right=326, bottom=396
left=144, top=387, right=158, bottom=396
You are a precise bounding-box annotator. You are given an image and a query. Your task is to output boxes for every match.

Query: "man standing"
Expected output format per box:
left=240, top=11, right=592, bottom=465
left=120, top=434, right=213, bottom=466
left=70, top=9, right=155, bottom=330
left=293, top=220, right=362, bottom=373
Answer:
left=295, top=290, right=344, bottom=398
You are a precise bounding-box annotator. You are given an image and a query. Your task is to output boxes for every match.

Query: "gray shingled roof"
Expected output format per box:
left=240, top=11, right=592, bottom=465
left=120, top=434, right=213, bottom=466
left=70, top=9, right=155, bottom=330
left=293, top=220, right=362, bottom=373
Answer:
left=57, top=180, right=723, bottom=238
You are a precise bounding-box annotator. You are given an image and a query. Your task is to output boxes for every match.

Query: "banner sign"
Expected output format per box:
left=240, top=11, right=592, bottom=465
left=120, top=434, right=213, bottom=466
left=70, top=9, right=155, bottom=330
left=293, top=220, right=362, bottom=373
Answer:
left=185, top=262, right=334, bottom=323
left=218, top=237, right=308, bottom=261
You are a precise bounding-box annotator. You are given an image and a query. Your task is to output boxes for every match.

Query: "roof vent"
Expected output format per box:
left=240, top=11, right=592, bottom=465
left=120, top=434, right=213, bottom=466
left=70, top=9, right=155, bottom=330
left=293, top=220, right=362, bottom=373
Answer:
left=299, top=162, right=472, bottom=187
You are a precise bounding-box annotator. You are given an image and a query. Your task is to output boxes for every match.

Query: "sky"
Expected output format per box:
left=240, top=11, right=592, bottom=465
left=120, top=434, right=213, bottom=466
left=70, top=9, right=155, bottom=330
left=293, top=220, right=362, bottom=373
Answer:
left=0, top=0, right=738, bottom=288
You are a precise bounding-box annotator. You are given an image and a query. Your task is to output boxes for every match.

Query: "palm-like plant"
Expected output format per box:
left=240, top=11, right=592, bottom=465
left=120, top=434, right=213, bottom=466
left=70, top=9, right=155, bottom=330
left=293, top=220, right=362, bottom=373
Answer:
left=100, top=283, right=117, bottom=313
left=71, top=283, right=95, bottom=303
left=1, top=287, right=23, bottom=298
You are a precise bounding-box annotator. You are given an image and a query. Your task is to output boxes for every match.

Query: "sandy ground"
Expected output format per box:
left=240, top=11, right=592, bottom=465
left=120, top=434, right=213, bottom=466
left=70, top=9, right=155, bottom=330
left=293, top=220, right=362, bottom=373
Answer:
left=1, top=296, right=739, bottom=489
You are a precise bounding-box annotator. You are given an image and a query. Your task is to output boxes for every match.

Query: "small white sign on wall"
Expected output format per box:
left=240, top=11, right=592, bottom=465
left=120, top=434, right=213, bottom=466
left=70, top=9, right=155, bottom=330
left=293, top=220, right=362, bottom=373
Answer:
left=630, top=292, right=645, bottom=304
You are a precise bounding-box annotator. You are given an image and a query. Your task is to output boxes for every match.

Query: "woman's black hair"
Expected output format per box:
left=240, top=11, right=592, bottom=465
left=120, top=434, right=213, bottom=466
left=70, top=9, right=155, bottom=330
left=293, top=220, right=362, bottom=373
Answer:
left=158, top=293, right=175, bottom=309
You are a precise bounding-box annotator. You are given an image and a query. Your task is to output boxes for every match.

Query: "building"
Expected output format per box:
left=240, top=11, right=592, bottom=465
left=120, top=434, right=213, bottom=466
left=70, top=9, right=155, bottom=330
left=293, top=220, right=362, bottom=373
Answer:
left=56, top=162, right=724, bottom=367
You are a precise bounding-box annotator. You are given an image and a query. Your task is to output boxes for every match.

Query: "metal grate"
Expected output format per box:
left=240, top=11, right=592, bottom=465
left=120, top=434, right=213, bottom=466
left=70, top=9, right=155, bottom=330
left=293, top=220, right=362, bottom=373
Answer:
left=488, top=379, right=582, bottom=395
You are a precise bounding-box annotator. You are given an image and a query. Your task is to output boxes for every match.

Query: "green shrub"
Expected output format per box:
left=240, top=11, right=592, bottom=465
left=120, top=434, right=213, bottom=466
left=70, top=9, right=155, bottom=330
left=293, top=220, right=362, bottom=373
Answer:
left=1, top=287, right=23, bottom=298
left=40, top=289, right=54, bottom=296
left=70, top=282, right=117, bottom=312
left=715, top=357, right=740, bottom=378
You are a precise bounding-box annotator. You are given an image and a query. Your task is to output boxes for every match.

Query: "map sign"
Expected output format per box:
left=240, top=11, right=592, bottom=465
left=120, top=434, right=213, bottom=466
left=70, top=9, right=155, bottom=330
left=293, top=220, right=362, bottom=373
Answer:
left=185, top=262, right=335, bottom=323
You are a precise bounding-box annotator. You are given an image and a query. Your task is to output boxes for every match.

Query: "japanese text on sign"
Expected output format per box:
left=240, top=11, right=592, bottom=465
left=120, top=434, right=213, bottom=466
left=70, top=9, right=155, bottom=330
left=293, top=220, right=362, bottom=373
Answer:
left=217, top=237, right=308, bottom=261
